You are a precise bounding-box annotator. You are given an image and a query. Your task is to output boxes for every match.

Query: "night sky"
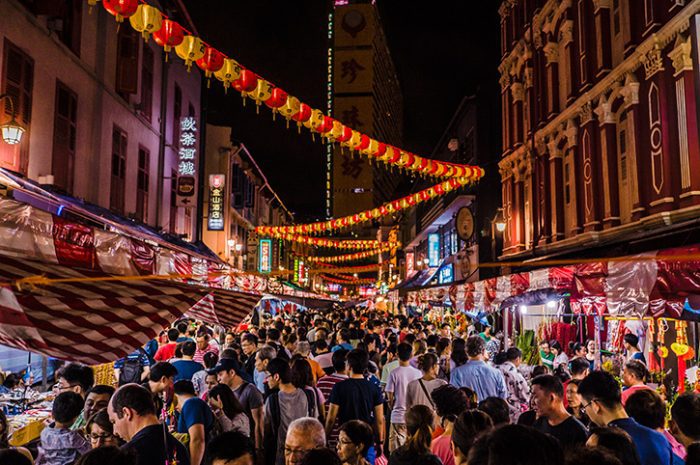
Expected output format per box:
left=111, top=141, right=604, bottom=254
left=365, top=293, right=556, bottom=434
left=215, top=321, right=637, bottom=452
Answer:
left=184, top=1, right=501, bottom=221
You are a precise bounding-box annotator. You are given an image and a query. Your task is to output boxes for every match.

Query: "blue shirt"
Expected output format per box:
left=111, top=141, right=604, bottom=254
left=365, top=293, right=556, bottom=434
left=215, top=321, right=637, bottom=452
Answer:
left=450, top=360, right=507, bottom=401
left=177, top=397, right=215, bottom=438
left=608, top=418, right=674, bottom=465
left=331, top=342, right=354, bottom=352
left=172, top=359, right=204, bottom=382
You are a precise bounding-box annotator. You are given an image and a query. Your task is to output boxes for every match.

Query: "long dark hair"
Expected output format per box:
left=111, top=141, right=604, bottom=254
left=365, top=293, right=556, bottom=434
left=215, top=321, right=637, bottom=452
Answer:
left=291, top=357, right=314, bottom=388
left=405, top=404, right=434, bottom=455
left=208, top=383, right=245, bottom=420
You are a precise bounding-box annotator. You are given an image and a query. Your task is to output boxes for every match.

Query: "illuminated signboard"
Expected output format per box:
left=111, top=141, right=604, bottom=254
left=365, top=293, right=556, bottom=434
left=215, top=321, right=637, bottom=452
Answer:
left=293, top=258, right=300, bottom=283
left=428, top=233, right=440, bottom=267
left=406, top=251, right=415, bottom=278
left=207, top=174, right=225, bottom=231
left=438, top=264, right=454, bottom=285
left=258, top=239, right=272, bottom=273
left=299, top=260, right=307, bottom=284
left=176, top=116, right=198, bottom=207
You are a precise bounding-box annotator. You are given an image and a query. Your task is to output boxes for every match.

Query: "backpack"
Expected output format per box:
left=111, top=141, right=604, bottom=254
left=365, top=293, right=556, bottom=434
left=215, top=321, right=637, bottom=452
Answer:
left=264, top=389, right=317, bottom=465
left=119, top=348, right=146, bottom=386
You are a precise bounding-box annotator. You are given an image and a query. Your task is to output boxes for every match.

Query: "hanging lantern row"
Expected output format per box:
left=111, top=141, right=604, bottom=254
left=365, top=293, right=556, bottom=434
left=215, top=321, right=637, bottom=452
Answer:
left=94, top=0, right=485, bottom=182
left=321, top=274, right=376, bottom=285
left=309, top=263, right=382, bottom=274
left=304, top=244, right=396, bottom=264
left=267, top=233, right=397, bottom=250
left=256, top=177, right=470, bottom=237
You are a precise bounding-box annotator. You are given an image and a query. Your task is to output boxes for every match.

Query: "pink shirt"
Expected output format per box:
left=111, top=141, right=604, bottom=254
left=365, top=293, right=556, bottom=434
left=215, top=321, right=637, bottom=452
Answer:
left=431, top=435, right=455, bottom=465
left=663, top=430, right=686, bottom=460
left=621, top=384, right=652, bottom=405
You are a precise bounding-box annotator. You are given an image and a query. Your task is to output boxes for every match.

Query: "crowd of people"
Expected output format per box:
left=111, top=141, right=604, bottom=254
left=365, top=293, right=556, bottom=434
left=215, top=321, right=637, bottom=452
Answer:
left=0, top=309, right=699, bottom=465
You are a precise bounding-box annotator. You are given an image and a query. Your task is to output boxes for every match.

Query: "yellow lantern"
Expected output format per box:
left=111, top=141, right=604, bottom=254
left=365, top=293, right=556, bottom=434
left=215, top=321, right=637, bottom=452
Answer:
left=251, top=79, right=273, bottom=110
left=361, top=138, right=379, bottom=156
left=129, top=4, right=162, bottom=41
left=434, top=163, right=446, bottom=177
left=215, top=58, right=242, bottom=91
left=304, top=109, right=324, bottom=131
left=175, top=35, right=205, bottom=71
left=278, top=96, right=301, bottom=120
left=329, top=120, right=345, bottom=141
left=343, top=130, right=362, bottom=148
left=396, top=151, right=409, bottom=167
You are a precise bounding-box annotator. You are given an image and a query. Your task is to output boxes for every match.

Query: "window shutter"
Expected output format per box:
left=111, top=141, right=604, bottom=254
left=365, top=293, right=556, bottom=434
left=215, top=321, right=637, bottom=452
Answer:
left=116, top=28, right=139, bottom=95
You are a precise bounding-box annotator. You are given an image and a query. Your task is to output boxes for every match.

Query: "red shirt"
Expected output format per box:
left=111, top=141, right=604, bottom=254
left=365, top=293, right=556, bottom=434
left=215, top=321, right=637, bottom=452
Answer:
left=154, top=342, right=177, bottom=362
left=621, top=384, right=653, bottom=405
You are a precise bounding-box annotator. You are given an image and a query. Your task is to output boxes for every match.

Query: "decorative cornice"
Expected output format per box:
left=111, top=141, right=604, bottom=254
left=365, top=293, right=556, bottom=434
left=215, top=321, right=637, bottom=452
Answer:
left=511, top=81, right=525, bottom=102
left=544, top=42, right=559, bottom=64
left=640, top=37, right=665, bottom=79
left=547, top=136, right=563, bottom=159
left=559, top=20, right=574, bottom=46
left=579, top=101, right=594, bottom=124
left=619, top=73, right=640, bottom=108
left=498, top=2, right=510, bottom=20
left=592, top=0, right=611, bottom=11
left=565, top=119, right=578, bottom=148
left=524, top=67, right=533, bottom=88
left=668, top=34, right=693, bottom=75
left=512, top=1, right=700, bottom=147
left=594, top=99, right=615, bottom=125
left=499, top=71, right=511, bottom=91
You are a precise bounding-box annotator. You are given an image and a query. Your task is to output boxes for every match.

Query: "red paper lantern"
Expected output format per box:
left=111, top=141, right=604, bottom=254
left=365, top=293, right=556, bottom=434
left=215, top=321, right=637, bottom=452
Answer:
left=379, top=206, right=388, bottom=216
left=387, top=147, right=401, bottom=164
left=407, top=196, right=416, bottom=206
left=336, top=126, right=353, bottom=143
left=420, top=191, right=430, bottom=201
left=355, top=134, right=370, bottom=151
left=153, top=19, right=185, bottom=53
left=103, top=0, right=138, bottom=22
left=232, top=69, right=258, bottom=93
left=435, top=184, right=445, bottom=195
left=292, top=103, right=312, bottom=123
left=391, top=200, right=401, bottom=210
left=449, top=179, right=461, bottom=188
left=196, top=47, right=225, bottom=79
left=373, top=142, right=387, bottom=158
left=265, top=87, right=289, bottom=109
left=353, top=214, right=360, bottom=223
left=316, top=115, right=334, bottom=134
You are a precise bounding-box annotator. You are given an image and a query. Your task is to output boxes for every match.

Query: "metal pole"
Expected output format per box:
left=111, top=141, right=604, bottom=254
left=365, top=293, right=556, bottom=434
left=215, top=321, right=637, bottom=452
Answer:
left=195, top=74, right=208, bottom=243
left=155, top=53, right=169, bottom=230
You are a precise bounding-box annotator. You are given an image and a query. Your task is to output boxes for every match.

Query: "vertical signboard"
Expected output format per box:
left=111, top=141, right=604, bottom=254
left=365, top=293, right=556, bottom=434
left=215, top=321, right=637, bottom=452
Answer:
left=406, top=251, right=415, bottom=278
left=258, top=239, right=272, bottom=273
left=293, top=258, right=300, bottom=283
left=428, top=233, right=440, bottom=267
left=438, top=264, right=454, bottom=284
left=176, top=116, right=198, bottom=207
left=207, top=174, right=225, bottom=231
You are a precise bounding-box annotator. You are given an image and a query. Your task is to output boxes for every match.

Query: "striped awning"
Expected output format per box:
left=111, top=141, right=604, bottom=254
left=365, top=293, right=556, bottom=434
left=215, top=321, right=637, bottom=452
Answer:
left=0, top=255, right=260, bottom=365
left=186, top=289, right=262, bottom=328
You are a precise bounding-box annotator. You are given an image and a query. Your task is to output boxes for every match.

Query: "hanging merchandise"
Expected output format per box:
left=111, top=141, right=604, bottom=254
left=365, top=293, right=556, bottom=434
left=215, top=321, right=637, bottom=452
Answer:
left=656, top=318, right=669, bottom=372
left=256, top=177, right=470, bottom=236
left=671, top=320, right=693, bottom=392
left=647, top=319, right=658, bottom=372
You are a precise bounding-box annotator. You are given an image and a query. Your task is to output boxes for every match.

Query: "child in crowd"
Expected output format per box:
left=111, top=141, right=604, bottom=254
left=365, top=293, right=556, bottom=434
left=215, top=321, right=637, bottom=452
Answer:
left=36, top=391, right=91, bottom=465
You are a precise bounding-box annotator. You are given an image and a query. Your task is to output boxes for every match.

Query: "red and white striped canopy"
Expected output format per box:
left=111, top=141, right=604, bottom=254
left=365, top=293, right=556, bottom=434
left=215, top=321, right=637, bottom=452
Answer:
left=0, top=256, right=261, bottom=365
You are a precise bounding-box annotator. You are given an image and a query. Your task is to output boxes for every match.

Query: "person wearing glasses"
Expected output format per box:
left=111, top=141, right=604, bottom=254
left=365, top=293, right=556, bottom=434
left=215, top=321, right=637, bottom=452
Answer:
left=336, top=420, right=373, bottom=465
left=577, top=371, right=673, bottom=465
left=284, top=417, right=326, bottom=465
left=85, top=409, right=120, bottom=449
left=531, top=374, right=587, bottom=449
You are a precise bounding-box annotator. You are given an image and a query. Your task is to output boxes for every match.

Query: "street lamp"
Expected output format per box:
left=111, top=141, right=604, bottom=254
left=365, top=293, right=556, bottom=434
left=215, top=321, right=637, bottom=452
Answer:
left=234, top=243, right=242, bottom=252
left=227, top=239, right=236, bottom=248
left=0, top=94, right=25, bottom=145
left=490, top=208, right=506, bottom=263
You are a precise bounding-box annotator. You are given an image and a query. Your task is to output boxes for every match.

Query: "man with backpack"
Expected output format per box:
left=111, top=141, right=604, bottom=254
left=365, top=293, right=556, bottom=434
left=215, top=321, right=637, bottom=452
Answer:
left=264, top=358, right=317, bottom=465
left=114, top=346, right=151, bottom=386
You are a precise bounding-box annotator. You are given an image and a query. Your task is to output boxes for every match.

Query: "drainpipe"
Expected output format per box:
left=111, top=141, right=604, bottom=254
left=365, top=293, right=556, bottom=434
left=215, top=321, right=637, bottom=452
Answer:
left=195, top=73, right=207, bottom=243
left=155, top=53, right=169, bottom=230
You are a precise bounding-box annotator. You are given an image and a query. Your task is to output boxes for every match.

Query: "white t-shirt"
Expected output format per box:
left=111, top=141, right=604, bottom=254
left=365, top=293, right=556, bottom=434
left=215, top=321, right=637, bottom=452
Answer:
left=385, top=365, right=422, bottom=424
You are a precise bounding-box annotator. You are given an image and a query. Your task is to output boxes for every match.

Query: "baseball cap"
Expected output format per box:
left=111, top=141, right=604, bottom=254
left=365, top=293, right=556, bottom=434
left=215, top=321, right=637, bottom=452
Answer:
left=208, top=358, right=252, bottom=383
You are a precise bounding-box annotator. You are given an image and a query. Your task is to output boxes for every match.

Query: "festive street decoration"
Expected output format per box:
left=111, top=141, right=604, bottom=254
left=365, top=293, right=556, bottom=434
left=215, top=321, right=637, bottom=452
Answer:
left=321, top=274, right=376, bottom=285
left=304, top=244, right=395, bottom=264
left=94, top=0, right=485, bottom=182
left=256, top=177, right=470, bottom=236
left=262, top=233, right=397, bottom=250
left=103, top=0, right=138, bottom=22
left=308, top=263, right=382, bottom=274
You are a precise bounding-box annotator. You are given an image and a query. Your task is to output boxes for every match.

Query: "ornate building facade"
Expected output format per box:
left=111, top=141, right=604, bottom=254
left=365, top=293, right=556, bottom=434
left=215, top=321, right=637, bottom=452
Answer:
left=498, top=0, right=700, bottom=259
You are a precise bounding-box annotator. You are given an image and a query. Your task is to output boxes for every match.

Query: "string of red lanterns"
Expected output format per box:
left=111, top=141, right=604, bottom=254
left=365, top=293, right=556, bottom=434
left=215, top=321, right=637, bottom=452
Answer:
left=321, top=274, right=376, bottom=285
left=309, top=263, right=382, bottom=274
left=304, top=244, right=395, bottom=264
left=256, top=177, right=470, bottom=236
left=94, top=0, right=485, bottom=182
left=268, top=233, right=397, bottom=250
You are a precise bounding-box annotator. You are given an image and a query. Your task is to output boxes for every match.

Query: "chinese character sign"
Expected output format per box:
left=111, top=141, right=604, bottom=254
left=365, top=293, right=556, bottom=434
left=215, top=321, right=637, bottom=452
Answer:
left=258, top=239, right=272, bottom=274
left=207, top=174, right=225, bottom=231
left=406, top=252, right=415, bottom=278
left=438, top=264, right=453, bottom=285
left=428, top=233, right=440, bottom=267
left=177, top=116, right=198, bottom=207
